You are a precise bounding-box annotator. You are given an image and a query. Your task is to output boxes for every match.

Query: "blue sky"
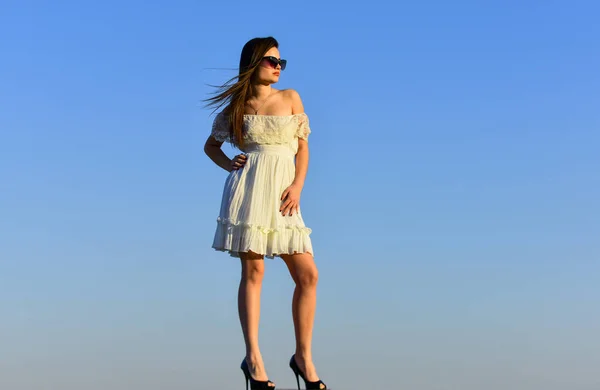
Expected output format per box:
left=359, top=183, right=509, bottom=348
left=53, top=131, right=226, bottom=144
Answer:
left=1, top=1, right=599, bottom=389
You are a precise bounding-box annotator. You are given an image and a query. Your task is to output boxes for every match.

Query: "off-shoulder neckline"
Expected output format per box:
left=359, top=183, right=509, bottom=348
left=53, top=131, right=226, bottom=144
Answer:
left=243, top=113, right=307, bottom=117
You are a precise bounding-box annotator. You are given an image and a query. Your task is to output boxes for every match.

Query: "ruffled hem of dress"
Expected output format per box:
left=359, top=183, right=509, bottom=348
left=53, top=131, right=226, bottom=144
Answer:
left=215, top=217, right=312, bottom=235
left=212, top=217, right=314, bottom=259
left=211, top=247, right=314, bottom=260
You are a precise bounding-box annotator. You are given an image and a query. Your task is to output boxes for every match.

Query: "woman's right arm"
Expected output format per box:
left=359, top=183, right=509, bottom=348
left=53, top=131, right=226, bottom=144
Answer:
left=204, top=137, right=247, bottom=172
left=204, top=136, right=233, bottom=172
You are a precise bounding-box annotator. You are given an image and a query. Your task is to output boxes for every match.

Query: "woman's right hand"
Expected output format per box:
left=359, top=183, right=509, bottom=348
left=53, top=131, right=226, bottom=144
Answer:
left=230, top=153, right=247, bottom=171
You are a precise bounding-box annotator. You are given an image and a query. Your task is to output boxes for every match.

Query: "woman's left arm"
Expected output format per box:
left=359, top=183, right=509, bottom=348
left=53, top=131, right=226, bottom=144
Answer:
left=293, top=138, right=309, bottom=189
left=280, top=90, right=309, bottom=216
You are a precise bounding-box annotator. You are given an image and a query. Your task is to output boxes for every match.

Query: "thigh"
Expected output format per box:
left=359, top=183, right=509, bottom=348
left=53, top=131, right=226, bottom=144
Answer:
left=240, top=250, right=265, bottom=276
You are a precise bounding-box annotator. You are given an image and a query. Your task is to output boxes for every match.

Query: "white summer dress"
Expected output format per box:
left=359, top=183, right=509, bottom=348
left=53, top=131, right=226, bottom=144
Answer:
left=210, top=112, right=313, bottom=259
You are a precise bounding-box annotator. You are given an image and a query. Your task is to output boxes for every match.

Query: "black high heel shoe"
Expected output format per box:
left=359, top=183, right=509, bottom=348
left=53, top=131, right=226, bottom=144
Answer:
left=289, top=354, right=327, bottom=390
left=240, top=357, right=276, bottom=390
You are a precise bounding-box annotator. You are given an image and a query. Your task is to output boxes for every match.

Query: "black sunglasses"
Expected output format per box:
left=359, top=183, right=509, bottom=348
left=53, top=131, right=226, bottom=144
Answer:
left=261, top=56, right=287, bottom=70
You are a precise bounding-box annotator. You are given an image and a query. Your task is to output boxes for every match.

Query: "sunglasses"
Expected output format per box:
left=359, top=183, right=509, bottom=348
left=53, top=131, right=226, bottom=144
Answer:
left=261, top=56, right=287, bottom=70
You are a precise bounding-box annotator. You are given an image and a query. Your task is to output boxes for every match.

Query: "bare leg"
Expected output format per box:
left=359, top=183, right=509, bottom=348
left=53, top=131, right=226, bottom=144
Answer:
left=239, top=251, right=274, bottom=387
left=281, top=252, right=323, bottom=386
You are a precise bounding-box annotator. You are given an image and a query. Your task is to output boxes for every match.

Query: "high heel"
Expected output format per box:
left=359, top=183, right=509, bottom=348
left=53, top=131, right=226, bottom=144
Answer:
left=289, top=354, right=327, bottom=390
left=240, top=357, right=276, bottom=390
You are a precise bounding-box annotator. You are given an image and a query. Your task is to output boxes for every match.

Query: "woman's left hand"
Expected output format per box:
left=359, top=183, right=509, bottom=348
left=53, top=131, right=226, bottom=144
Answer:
left=280, top=183, right=302, bottom=216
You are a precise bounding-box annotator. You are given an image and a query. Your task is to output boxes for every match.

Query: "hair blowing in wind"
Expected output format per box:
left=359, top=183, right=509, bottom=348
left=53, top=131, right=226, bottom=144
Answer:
left=204, top=36, right=281, bottom=148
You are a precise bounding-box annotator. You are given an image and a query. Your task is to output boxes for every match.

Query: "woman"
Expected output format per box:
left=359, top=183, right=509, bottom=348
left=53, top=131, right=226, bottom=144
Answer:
left=203, top=37, right=327, bottom=390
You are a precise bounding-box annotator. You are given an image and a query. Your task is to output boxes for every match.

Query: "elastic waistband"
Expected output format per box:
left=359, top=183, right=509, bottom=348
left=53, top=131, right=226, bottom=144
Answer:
left=244, top=144, right=294, bottom=158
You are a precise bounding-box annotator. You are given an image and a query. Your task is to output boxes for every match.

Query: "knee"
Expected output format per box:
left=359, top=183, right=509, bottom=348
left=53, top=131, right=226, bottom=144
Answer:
left=297, top=267, right=319, bottom=289
left=242, top=263, right=265, bottom=284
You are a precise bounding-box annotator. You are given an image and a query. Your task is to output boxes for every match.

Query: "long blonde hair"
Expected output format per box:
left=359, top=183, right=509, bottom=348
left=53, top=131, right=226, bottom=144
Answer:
left=204, top=37, right=280, bottom=147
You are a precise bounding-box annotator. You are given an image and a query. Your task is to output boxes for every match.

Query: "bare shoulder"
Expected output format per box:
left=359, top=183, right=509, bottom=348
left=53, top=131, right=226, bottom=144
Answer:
left=281, top=88, right=301, bottom=98
left=281, top=88, right=305, bottom=114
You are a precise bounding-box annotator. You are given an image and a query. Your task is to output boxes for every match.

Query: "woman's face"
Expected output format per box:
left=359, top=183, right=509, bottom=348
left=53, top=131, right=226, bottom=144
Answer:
left=254, top=46, right=285, bottom=84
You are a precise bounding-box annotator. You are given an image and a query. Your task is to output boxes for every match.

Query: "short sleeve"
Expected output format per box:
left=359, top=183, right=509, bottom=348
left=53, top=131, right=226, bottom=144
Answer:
left=210, top=112, right=230, bottom=142
left=295, top=113, right=311, bottom=140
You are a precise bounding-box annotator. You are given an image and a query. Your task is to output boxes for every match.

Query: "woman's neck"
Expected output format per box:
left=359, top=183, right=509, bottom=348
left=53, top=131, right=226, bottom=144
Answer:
left=249, top=83, right=272, bottom=100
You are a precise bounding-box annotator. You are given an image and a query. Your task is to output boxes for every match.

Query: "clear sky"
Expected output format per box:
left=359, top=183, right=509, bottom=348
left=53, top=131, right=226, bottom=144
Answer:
left=1, top=1, right=599, bottom=389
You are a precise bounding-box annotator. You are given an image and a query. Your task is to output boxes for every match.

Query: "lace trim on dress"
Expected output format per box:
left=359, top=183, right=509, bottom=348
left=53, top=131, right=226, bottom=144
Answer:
left=210, top=112, right=230, bottom=142
left=295, top=113, right=311, bottom=140
left=210, top=112, right=311, bottom=143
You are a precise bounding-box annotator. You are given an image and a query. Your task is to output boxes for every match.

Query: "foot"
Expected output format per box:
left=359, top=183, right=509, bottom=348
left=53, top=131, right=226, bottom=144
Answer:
left=245, top=354, right=275, bottom=387
left=293, top=353, right=322, bottom=385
